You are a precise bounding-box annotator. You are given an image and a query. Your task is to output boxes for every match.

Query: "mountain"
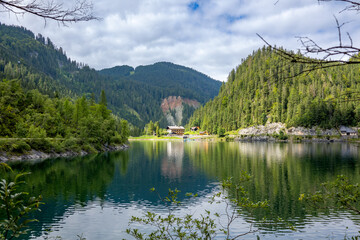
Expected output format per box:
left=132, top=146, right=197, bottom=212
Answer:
left=188, top=47, right=360, bottom=133
left=0, top=23, right=221, bottom=128
left=98, top=62, right=221, bottom=126
left=99, top=65, right=134, bottom=78
left=98, top=62, right=221, bottom=104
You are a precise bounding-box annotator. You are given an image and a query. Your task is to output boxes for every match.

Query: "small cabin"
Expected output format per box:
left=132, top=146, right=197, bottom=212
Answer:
left=339, top=126, right=357, bottom=136
left=190, top=126, right=200, bottom=131
left=167, top=126, right=185, bottom=135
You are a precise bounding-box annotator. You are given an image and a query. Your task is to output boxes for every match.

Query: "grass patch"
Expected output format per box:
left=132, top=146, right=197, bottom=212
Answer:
left=129, top=135, right=183, bottom=140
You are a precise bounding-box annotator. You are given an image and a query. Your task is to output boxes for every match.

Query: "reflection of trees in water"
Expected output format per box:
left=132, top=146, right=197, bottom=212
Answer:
left=9, top=152, right=123, bottom=202
left=141, top=141, right=166, bottom=161
left=161, top=142, right=185, bottom=179
left=185, top=142, right=360, bottom=227
left=236, top=142, right=359, bottom=166
left=5, top=151, right=129, bottom=239
left=4, top=142, right=359, bottom=237
left=107, top=141, right=209, bottom=204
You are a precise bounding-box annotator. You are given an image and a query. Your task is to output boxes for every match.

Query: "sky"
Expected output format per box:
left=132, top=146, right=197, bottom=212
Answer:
left=0, top=0, right=359, bottom=81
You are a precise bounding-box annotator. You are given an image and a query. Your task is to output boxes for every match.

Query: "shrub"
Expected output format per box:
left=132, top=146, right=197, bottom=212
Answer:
left=81, top=143, right=98, bottom=154
left=292, top=135, right=303, bottom=141
left=26, top=138, right=53, bottom=152
left=60, top=137, right=81, bottom=152
left=27, top=125, right=47, bottom=138
left=110, top=134, right=123, bottom=144
left=10, top=140, right=31, bottom=153
left=273, top=130, right=288, bottom=140
left=218, top=127, right=226, bottom=137
left=225, top=136, right=235, bottom=142
left=0, top=140, right=11, bottom=152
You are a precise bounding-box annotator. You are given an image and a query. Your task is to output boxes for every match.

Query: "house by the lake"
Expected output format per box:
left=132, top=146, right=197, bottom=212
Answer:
left=167, top=126, right=185, bottom=135
left=339, top=126, right=358, bottom=136
left=190, top=126, right=200, bottom=131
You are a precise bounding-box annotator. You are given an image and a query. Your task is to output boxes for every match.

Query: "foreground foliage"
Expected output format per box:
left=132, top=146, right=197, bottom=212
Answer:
left=127, top=173, right=269, bottom=239
left=0, top=163, right=42, bottom=240
left=300, top=175, right=360, bottom=215
left=300, top=175, right=360, bottom=239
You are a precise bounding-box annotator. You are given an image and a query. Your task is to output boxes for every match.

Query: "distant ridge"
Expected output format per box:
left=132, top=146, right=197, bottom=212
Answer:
left=99, top=65, right=134, bottom=78
left=0, top=23, right=222, bottom=128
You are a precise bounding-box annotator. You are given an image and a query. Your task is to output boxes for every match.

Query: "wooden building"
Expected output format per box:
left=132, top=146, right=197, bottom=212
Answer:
left=167, top=126, right=185, bottom=135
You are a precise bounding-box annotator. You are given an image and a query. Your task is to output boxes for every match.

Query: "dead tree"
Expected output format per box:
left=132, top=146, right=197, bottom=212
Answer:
left=263, top=0, right=360, bottom=73
left=0, top=0, right=99, bottom=24
left=260, top=0, right=360, bottom=102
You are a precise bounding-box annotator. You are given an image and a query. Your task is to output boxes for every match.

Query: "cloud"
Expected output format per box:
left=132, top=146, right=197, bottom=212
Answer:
left=0, top=0, right=359, bottom=81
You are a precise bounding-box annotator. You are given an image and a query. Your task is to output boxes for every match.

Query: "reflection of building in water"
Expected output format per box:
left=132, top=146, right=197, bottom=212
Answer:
left=340, top=144, right=359, bottom=158
left=161, top=142, right=185, bottom=179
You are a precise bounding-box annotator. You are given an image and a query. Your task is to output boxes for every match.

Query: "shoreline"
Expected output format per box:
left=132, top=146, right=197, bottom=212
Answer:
left=129, top=135, right=359, bottom=143
left=233, top=135, right=359, bottom=143
left=0, top=144, right=129, bottom=162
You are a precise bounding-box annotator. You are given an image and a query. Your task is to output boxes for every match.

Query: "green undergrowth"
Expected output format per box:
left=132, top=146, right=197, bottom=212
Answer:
left=0, top=137, right=123, bottom=155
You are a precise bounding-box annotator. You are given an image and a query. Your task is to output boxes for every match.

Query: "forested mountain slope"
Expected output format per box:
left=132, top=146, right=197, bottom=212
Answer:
left=0, top=23, right=221, bottom=128
left=99, top=62, right=221, bottom=104
left=188, top=47, right=360, bottom=133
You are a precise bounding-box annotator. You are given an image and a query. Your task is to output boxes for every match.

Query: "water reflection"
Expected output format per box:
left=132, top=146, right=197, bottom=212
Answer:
left=161, top=142, right=184, bottom=179
left=4, top=141, right=360, bottom=239
left=185, top=142, right=360, bottom=230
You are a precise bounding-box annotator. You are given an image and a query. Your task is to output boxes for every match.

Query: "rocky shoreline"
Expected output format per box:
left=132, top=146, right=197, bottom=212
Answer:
left=234, top=135, right=347, bottom=142
left=0, top=144, right=129, bottom=162
left=234, top=123, right=359, bottom=142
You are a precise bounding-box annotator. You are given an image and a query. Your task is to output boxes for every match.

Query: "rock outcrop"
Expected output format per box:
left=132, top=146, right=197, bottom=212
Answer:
left=238, top=123, right=341, bottom=136
left=161, top=96, right=200, bottom=126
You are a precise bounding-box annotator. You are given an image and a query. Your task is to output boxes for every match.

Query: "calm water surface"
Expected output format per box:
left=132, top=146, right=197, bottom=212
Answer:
left=6, top=141, right=360, bottom=239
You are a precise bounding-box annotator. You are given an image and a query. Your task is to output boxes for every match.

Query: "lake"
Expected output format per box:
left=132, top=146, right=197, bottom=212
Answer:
left=5, top=141, right=360, bottom=239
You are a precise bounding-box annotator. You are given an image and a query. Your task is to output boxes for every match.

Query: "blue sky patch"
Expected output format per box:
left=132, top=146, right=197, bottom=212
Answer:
left=225, top=15, right=246, bottom=23
left=188, top=2, right=199, bottom=11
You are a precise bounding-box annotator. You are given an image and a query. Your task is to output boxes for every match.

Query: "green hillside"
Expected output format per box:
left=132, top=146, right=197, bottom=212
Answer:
left=0, top=80, right=129, bottom=152
left=188, top=47, right=360, bottom=133
left=99, top=65, right=134, bottom=78
left=99, top=62, right=221, bottom=104
left=0, top=23, right=221, bottom=128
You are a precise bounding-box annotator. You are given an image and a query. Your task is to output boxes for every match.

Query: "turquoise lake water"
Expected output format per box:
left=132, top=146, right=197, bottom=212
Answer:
left=6, top=141, right=360, bottom=239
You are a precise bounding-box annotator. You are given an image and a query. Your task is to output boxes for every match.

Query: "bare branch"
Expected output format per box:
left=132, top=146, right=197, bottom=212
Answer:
left=319, top=0, right=360, bottom=12
left=258, top=0, right=360, bottom=104
left=256, top=12, right=360, bottom=78
left=0, top=0, right=100, bottom=24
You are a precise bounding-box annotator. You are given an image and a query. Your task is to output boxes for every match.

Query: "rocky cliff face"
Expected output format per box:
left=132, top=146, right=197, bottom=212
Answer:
left=161, top=96, right=200, bottom=126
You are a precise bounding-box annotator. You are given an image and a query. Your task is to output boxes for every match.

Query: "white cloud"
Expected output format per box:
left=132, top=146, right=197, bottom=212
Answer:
left=0, top=0, right=359, bottom=81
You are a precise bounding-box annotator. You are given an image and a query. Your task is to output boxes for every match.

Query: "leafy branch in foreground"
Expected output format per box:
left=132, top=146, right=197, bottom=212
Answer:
left=299, top=175, right=360, bottom=239
left=299, top=175, right=360, bottom=214
left=0, top=163, right=42, bottom=240
left=127, top=172, right=269, bottom=240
